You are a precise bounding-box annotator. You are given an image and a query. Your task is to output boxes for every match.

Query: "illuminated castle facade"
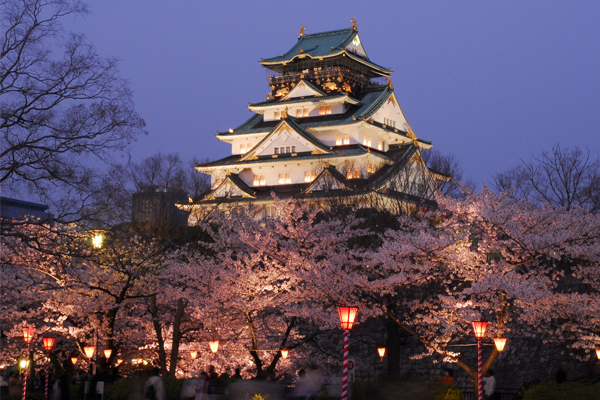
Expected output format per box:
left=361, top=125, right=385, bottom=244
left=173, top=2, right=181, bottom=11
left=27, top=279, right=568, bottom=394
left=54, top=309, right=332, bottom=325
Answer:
left=184, top=21, right=447, bottom=221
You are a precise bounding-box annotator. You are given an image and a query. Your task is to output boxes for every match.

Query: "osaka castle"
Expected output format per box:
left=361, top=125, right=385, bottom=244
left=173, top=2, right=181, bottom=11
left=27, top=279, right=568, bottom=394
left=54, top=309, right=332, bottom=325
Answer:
left=184, top=20, right=448, bottom=221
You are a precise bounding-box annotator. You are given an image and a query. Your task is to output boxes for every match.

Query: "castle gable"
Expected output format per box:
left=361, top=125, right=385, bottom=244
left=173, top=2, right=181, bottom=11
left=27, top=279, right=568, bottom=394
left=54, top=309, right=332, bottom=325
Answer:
left=282, top=80, right=325, bottom=100
left=205, top=175, right=255, bottom=200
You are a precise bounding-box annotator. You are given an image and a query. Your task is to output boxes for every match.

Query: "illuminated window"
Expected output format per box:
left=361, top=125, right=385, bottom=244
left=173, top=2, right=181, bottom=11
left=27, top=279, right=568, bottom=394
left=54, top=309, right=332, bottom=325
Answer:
left=319, top=107, right=326, bottom=115
left=240, top=143, right=246, bottom=154
left=346, top=168, right=360, bottom=179
left=274, top=111, right=281, bottom=120
left=254, top=175, right=266, bottom=186
left=248, top=143, right=252, bottom=150
left=336, top=135, right=342, bottom=145
left=296, top=109, right=303, bottom=118
left=367, top=164, right=375, bottom=174
left=326, top=106, right=332, bottom=114
left=378, top=140, right=383, bottom=150
left=344, top=134, right=350, bottom=145
left=304, top=171, right=318, bottom=182
left=303, top=108, right=309, bottom=117
left=363, top=136, right=371, bottom=146
left=279, top=174, right=285, bottom=184
left=285, top=173, right=291, bottom=183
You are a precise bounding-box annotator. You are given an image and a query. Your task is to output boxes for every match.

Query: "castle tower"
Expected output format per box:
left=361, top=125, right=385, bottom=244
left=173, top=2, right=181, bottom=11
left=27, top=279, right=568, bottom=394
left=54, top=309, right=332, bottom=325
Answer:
left=183, top=23, right=448, bottom=221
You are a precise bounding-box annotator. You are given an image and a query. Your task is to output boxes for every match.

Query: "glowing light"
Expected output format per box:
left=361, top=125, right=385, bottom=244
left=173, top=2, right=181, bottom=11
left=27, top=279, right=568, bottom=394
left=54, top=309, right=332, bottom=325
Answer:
left=83, top=346, right=95, bottom=359
left=92, top=233, right=104, bottom=248
left=209, top=340, right=219, bottom=353
left=71, top=357, right=78, bottom=365
left=596, top=349, right=600, bottom=360
left=20, top=360, right=29, bottom=368
left=281, top=349, right=288, bottom=359
left=338, top=306, right=358, bottom=330
left=23, top=327, right=35, bottom=343
left=494, top=338, right=507, bottom=352
left=471, top=321, right=488, bottom=339
left=117, top=359, right=123, bottom=366
left=190, top=350, right=198, bottom=359
left=42, top=337, right=55, bottom=351
left=229, top=129, right=234, bottom=133
left=104, top=349, right=112, bottom=359
left=377, top=347, right=386, bottom=362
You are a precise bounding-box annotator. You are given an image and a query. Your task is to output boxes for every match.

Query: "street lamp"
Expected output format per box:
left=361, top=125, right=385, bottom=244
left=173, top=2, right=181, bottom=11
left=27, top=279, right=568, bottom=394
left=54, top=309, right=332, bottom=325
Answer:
left=22, top=327, right=35, bottom=400
left=493, top=338, right=507, bottom=358
left=377, top=347, right=386, bottom=362
left=281, top=349, right=289, bottom=359
left=43, top=337, right=55, bottom=400
left=190, top=350, right=198, bottom=359
left=91, top=232, right=104, bottom=249
left=104, top=349, right=112, bottom=359
left=209, top=340, right=219, bottom=360
left=338, top=306, right=358, bottom=400
left=71, top=357, right=79, bottom=365
left=472, top=321, right=488, bottom=400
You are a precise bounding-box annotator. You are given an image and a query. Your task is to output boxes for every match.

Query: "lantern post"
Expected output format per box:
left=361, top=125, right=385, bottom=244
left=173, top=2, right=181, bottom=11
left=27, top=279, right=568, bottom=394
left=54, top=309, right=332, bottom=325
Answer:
left=472, top=321, right=488, bottom=400
left=338, top=306, right=358, bottom=400
left=377, top=347, right=386, bottom=362
left=209, top=340, right=219, bottom=361
left=42, top=337, right=55, bottom=400
left=22, top=327, right=35, bottom=400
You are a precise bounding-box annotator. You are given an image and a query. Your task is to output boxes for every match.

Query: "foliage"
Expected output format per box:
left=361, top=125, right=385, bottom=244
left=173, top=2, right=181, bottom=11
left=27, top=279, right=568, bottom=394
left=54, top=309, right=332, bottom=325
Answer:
left=521, top=382, right=600, bottom=400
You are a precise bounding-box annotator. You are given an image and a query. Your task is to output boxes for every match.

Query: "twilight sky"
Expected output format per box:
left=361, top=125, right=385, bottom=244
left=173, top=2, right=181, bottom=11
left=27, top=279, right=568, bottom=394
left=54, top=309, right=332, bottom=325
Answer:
left=69, top=0, right=600, bottom=187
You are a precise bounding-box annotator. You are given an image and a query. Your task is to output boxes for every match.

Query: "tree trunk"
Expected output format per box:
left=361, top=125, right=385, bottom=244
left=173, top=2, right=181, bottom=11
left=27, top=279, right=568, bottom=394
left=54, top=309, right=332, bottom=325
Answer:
left=168, top=298, right=188, bottom=378
left=149, top=294, right=169, bottom=375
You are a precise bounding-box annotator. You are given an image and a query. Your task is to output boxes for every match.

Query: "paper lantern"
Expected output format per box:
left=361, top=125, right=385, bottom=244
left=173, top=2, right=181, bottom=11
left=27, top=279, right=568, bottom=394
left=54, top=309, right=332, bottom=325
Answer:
left=23, top=327, right=35, bottom=343
left=42, top=337, right=55, bottom=352
left=71, top=357, right=78, bottom=365
left=471, top=321, right=488, bottom=339
left=281, top=349, right=289, bottom=359
left=209, top=340, right=219, bottom=353
left=190, top=350, right=198, bottom=359
left=104, top=349, right=112, bottom=359
left=494, top=338, right=507, bottom=352
left=338, top=306, right=358, bottom=330
left=377, top=347, right=386, bottom=362
left=83, top=346, right=95, bottom=359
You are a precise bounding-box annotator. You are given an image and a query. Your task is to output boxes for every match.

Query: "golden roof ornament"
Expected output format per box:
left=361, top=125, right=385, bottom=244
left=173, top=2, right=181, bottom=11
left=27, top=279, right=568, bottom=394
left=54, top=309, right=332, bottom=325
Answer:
left=299, top=25, right=306, bottom=38
left=351, top=17, right=357, bottom=31
left=387, top=77, right=393, bottom=89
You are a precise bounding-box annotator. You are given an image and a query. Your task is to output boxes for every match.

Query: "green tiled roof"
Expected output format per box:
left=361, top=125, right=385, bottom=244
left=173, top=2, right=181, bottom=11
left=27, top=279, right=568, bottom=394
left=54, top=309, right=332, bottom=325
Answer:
left=248, top=93, right=350, bottom=108
left=261, top=28, right=391, bottom=74
left=218, top=87, right=410, bottom=139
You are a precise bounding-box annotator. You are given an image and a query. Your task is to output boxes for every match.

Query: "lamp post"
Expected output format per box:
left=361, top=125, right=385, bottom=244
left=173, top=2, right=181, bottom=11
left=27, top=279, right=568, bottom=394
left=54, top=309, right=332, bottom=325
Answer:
left=42, top=337, right=55, bottom=400
left=22, top=327, right=35, bottom=400
left=209, top=340, right=219, bottom=361
left=377, top=347, right=386, bottom=362
left=472, top=321, right=488, bottom=400
left=338, top=306, right=358, bottom=400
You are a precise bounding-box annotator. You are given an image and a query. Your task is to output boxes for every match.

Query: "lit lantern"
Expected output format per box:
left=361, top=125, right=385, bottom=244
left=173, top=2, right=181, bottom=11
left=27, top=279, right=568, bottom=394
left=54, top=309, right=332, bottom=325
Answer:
left=117, top=359, right=123, bottom=366
left=338, top=306, right=358, bottom=330
left=92, top=233, right=104, bottom=249
left=596, top=349, right=600, bottom=360
left=281, top=349, right=289, bottom=359
left=471, top=321, right=488, bottom=339
left=83, top=346, right=95, bottom=359
left=42, top=337, right=56, bottom=352
left=20, top=360, right=29, bottom=369
left=104, top=349, right=112, bottom=359
left=494, top=338, right=507, bottom=352
left=71, top=357, right=78, bottom=365
left=190, top=350, right=198, bottom=359
left=209, top=340, right=219, bottom=353
left=377, top=347, right=386, bottom=362
left=23, top=327, right=35, bottom=343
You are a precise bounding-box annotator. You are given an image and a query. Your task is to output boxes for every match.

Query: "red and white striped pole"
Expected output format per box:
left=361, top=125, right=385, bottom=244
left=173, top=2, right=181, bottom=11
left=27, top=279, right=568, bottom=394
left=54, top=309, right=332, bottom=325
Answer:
left=21, top=342, right=30, bottom=400
left=477, top=338, right=483, bottom=400
left=21, top=328, right=35, bottom=400
left=338, top=307, right=357, bottom=400
left=45, top=350, right=50, bottom=400
left=341, top=330, right=350, bottom=400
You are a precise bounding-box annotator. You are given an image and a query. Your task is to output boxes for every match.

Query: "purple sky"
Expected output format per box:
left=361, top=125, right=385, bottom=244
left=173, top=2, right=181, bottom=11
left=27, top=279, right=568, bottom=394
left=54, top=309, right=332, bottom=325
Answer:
left=69, top=0, right=600, bottom=187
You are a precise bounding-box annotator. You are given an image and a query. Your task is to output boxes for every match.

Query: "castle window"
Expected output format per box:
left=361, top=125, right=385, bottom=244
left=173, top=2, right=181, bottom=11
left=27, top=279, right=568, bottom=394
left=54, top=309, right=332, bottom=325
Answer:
left=265, top=205, right=278, bottom=218
left=346, top=168, right=360, bottom=179
left=326, top=106, right=332, bottom=114
left=367, top=164, right=376, bottom=174
left=363, top=136, right=371, bottom=147
left=274, top=111, right=281, bottom=120
left=254, top=175, right=266, bottom=186
left=296, top=109, right=302, bottom=118
left=319, top=107, right=326, bottom=115
left=240, top=143, right=246, bottom=154
left=305, top=171, right=317, bottom=182
left=274, top=147, right=280, bottom=154
left=303, top=108, right=309, bottom=117
left=336, top=135, right=342, bottom=145
left=279, top=173, right=292, bottom=184
left=344, top=134, right=350, bottom=145
left=378, top=140, right=383, bottom=150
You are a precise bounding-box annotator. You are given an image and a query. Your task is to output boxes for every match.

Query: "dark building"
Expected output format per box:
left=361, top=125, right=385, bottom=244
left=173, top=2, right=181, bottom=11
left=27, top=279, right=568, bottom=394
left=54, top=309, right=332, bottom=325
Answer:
left=0, top=197, right=52, bottom=221
left=132, top=186, right=189, bottom=225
